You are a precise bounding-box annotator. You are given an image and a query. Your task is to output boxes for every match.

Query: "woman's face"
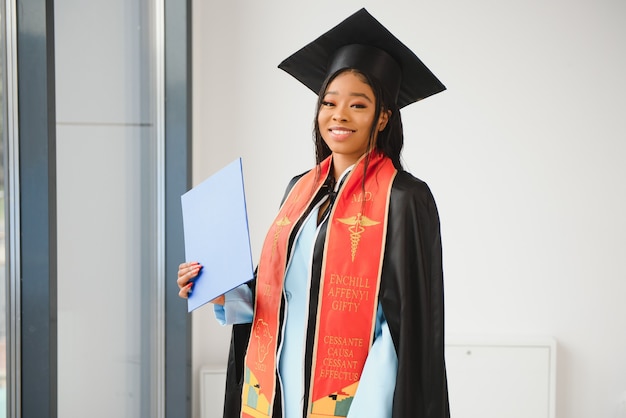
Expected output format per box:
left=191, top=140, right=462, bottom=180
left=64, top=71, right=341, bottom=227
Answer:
left=318, top=71, right=388, bottom=169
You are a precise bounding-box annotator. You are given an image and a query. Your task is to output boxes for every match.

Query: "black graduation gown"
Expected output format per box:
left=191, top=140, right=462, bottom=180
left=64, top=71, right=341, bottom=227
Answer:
left=222, top=170, right=450, bottom=418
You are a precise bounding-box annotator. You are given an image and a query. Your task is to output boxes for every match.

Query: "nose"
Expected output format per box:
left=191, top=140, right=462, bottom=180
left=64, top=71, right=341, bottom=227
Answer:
left=332, top=105, right=348, bottom=122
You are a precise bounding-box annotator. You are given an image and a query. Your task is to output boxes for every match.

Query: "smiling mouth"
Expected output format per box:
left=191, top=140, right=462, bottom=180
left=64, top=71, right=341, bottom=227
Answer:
left=330, top=128, right=355, bottom=135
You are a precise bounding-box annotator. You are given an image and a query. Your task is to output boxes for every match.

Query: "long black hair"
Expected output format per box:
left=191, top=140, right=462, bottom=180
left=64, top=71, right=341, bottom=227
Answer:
left=312, top=68, right=405, bottom=171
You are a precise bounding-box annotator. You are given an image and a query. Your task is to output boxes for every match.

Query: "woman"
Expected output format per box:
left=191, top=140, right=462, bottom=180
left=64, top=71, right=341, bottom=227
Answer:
left=178, top=9, right=450, bottom=418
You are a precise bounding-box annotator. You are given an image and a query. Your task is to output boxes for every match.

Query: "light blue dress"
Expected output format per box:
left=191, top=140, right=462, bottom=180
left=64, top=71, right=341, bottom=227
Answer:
left=214, top=207, right=397, bottom=418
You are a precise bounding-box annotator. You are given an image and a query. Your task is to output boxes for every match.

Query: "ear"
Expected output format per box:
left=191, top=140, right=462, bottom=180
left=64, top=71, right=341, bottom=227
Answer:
left=378, top=110, right=391, bottom=132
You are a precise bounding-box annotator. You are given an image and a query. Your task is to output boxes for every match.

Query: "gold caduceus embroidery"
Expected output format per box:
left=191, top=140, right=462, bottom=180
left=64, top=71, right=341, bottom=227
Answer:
left=337, top=212, right=380, bottom=261
left=272, top=216, right=291, bottom=258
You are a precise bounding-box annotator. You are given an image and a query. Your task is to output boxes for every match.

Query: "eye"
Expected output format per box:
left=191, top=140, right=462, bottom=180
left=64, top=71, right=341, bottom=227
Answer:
left=351, top=103, right=367, bottom=109
left=321, top=100, right=335, bottom=107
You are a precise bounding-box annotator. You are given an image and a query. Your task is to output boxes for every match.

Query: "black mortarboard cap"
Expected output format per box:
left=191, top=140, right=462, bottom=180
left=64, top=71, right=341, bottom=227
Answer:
left=278, top=8, right=446, bottom=108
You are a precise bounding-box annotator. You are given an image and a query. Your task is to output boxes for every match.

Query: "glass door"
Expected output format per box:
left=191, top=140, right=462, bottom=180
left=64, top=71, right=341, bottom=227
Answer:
left=0, top=0, right=18, bottom=415
left=55, top=0, right=164, bottom=416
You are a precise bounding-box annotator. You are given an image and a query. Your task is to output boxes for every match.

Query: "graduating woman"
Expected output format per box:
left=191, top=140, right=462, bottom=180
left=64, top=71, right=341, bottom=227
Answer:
left=178, top=8, right=450, bottom=418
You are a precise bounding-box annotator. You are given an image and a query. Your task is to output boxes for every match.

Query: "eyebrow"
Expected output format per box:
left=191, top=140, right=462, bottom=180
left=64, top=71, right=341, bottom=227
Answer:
left=324, top=90, right=374, bottom=103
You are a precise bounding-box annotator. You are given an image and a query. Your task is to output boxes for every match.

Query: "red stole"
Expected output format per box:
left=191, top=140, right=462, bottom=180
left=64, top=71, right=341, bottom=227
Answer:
left=241, top=152, right=397, bottom=418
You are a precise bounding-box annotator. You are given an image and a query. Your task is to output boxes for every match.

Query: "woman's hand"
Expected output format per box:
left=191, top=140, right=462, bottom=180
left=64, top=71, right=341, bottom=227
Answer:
left=177, top=262, right=201, bottom=299
left=176, top=262, right=225, bottom=305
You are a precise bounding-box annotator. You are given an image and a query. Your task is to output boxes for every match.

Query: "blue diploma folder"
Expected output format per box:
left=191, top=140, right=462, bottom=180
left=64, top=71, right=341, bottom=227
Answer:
left=181, top=158, right=254, bottom=312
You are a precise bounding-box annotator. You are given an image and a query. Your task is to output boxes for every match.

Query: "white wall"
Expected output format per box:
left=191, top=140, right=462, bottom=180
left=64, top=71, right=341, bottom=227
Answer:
left=192, top=1, right=626, bottom=417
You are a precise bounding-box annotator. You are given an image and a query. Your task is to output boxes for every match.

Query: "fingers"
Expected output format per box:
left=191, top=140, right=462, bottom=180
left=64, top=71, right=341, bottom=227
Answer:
left=177, top=261, right=202, bottom=299
left=178, top=282, right=193, bottom=299
left=177, top=261, right=201, bottom=286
